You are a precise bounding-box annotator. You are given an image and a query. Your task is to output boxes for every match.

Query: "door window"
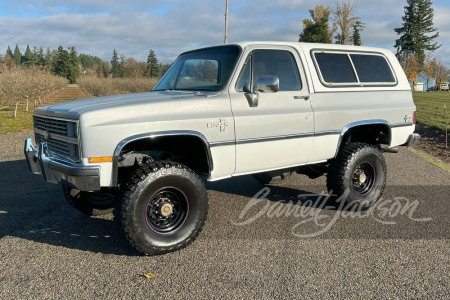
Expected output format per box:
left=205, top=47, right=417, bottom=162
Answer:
left=236, top=50, right=302, bottom=92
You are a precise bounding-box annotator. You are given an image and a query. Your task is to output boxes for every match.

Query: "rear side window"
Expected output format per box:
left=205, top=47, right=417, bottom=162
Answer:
left=314, top=53, right=357, bottom=83
left=350, top=54, right=395, bottom=83
left=313, top=51, right=396, bottom=86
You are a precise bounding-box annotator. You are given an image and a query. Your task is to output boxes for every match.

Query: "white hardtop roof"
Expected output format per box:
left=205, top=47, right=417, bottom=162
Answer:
left=230, top=41, right=394, bottom=55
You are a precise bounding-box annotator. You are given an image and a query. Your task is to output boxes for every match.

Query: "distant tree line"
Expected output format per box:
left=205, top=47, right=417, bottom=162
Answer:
left=0, top=45, right=171, bottom=84
left=2, top=44, right=81, bottom=83
left=107, top=49, right=171, bottom=79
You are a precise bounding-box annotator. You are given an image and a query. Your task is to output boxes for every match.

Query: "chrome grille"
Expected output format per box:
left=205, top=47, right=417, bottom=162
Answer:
left=34, top=115, right=80, bottom=161
left=35, top=116, right=68, bottom=136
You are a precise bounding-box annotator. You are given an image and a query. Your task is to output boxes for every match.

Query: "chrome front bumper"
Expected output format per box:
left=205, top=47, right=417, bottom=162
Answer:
left=24, top=138, right=101, bottom=191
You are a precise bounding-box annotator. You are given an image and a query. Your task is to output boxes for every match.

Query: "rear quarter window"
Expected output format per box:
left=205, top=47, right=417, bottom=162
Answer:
left=314, top=53, right=357, bottom=84
left=313, top=51, right=397, bottom=87
left=350, top=54, right=395, bottom=83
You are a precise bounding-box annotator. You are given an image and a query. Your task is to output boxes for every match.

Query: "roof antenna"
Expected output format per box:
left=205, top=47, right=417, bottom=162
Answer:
left=224, top=0, right=228, bottom=44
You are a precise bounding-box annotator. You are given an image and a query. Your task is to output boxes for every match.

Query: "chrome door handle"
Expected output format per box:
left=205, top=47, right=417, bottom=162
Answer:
left=294, top=95, right=310, bottom=100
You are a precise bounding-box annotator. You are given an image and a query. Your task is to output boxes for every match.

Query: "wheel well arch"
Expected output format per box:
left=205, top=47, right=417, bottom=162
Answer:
left=334, top=120, right=391, bottom=157
left=112, top=131, right=212, bottom=186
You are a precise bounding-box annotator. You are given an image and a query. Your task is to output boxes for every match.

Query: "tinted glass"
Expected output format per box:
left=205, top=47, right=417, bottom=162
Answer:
left=315, top=53, right=357, bottom=83
left=236, top=56, right=252, bottom=92
left=153, top=46, right=240, bottom=91
left=350, top=54, right=395, bottom=83
left=177, top=59, right=219, bottom=89
left=252, top=50, right=302, bottom=91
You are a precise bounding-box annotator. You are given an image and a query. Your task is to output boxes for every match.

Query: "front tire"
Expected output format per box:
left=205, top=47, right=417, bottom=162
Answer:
left=116, top=161, right=208, bottom=255
left=327, top=143, right=386, bottom=209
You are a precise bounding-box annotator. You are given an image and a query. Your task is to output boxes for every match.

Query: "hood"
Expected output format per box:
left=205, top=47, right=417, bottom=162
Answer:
left=34, top=91, right=217, bottom=119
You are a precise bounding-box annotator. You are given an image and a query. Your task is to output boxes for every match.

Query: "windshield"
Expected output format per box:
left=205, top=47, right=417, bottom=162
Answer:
left=153, top=45, right=241, bottom=92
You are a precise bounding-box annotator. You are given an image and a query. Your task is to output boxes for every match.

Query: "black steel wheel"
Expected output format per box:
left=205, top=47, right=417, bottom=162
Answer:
left=115, top=161, right=208, bottom=255
left=352, top=162, right=376, bottom=196
left=145, top=187, right=189, bottom=234
left=327, top=142, right=386, bottom=209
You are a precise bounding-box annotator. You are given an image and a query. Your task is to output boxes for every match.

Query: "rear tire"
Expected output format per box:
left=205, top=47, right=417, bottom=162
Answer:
left=327, top=143, right=386, bottom=209
left=116, top=161, right=208, bottom=255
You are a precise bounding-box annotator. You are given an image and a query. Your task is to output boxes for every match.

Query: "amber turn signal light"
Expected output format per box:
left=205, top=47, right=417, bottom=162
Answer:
left=89, top=157, right=113, bottom=163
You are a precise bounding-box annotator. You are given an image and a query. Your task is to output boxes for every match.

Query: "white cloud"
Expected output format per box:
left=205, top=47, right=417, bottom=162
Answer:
left=0, top=0, right=448, bottom=66
left=434, top=6, right=450, bottom=40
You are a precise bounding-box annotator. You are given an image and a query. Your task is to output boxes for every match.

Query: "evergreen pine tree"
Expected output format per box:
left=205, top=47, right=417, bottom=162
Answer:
left=394, top=0, right=440, bottom=66
left=6, top=45, right=13, bottom=59
left=22, top=45, right=34, bottom=67
left=159, top=63, right=171, bottom=77
left=68, top=46, right=81, bottom=83
left=54, top=46, right=72, bottom=79
left=351, top=21, right=364, bottom=46
left=44, top=47, right=55, bottom=71
left=146, top=49, right=161, bottom=78
left=38, top=47, right=45, bottom=66
left=32, top=46, right=40, bottom=66
left=13, top=44, right=22, bottom=65
left=79, top=54, right=103, bottom=69
left=110, top=49, right=122, bottom=78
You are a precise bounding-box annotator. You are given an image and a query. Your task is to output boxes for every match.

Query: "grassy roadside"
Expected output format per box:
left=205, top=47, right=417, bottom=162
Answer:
left=409, top=148, right=450, bottom=172
left=0, top=107, right=34, bottom=135
left=413, top=91, right=450, bottom=131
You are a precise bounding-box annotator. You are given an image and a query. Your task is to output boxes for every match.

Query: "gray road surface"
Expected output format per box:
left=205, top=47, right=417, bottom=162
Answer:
left=0, top=131, right=449, bottom=299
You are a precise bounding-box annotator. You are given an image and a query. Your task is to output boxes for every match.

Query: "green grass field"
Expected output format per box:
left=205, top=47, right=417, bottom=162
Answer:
left=0, top=104, right=34, bottom=135
left=413, top=91, right=450, bottom=131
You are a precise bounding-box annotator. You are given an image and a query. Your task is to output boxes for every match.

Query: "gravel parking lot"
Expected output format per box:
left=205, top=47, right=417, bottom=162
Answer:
left=1, top=131, right=449, bottom=299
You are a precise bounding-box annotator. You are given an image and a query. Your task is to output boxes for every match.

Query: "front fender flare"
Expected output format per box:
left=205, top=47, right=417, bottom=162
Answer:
left=111, top=130, right=213, bottom=186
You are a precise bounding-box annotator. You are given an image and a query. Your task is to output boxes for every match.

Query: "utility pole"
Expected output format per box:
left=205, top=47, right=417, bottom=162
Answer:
left=224, top=0, right=228, bottom=44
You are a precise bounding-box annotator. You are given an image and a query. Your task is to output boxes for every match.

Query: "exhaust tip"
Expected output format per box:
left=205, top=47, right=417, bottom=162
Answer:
left=383, top=147, right=399, bottom=153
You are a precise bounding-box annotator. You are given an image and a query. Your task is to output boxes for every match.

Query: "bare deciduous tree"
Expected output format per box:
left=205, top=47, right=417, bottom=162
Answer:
left=428, top=59, right=448, bottom=88
left=0, top=69, right=68, bottom=117
left=333, top=1, right=360, bottom=45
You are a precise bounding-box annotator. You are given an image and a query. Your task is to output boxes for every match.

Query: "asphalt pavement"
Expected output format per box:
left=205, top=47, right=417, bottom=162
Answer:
left=0, top=131, right=449, bottom=299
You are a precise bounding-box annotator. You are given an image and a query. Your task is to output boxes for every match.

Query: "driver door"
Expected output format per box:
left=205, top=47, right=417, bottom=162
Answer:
left=229, top=46, right=314, bottom=175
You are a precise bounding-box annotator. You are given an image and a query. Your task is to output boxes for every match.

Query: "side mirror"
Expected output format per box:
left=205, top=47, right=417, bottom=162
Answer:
left=244, top=76, right=279, bottom=108
left=256, top=76, right=279, bottom=93
left=245, top=91, right=259, bottom=107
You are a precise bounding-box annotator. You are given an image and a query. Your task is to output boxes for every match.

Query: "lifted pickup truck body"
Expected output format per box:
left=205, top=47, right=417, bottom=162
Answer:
left=25, top=42, right=420, bottom=255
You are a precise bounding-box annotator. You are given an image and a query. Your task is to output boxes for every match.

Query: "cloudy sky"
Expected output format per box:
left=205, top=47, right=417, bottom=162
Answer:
left=0, top=0, right=449, bottom=66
